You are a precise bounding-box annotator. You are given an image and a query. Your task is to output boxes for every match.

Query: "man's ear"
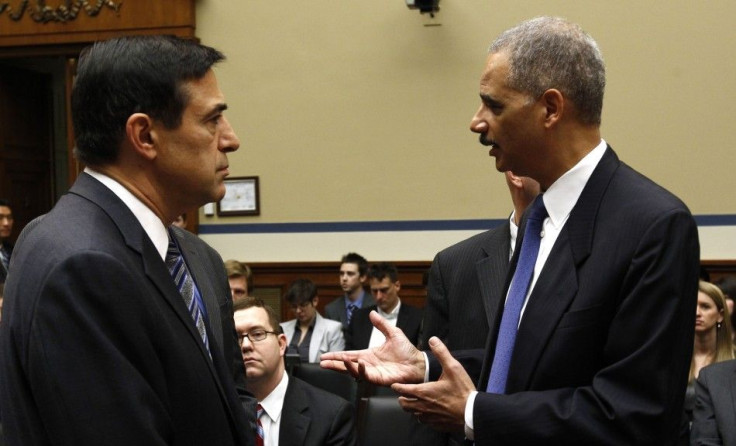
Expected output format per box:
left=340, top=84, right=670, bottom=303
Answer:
left=125, top=113, right=157, bottom=160
left=540, top=88, right=564, bottom=128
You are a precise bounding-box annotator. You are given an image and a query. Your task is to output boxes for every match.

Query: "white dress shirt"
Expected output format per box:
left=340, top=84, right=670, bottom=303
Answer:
left=368, top=301, right=402, bottom=348
left=258, top=371, right=289, bottom=446
left=84, top=168, right=169, bottom=261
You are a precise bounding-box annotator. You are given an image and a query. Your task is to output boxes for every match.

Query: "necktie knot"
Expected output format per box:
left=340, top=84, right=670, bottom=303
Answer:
left=526, top=194, right=548, bottom=222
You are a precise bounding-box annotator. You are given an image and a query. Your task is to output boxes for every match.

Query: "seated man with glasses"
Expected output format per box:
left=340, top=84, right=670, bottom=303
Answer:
left=233, top=297, right=356, bottom=445
left=280, top=278, right=345, bottom=363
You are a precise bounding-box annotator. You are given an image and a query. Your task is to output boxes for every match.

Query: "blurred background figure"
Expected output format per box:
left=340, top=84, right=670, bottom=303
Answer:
left=281, top=278, right=344, bottom=363
left=0, top=199, right=14, bottom=283
left=714, top=275, right=736, bottom=342
left=225, top=259, right=253, bottom=301
left=690, top=358, right=736, bottom=445
left=681, top=281, right=735, bottom=442
left=171, top=213, right=187, bottom=229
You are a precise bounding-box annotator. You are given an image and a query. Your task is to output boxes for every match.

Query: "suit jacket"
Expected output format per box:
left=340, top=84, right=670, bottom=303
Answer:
left=421, top=222, right=510, bottom=350
left=0, top=240, right=12, bottom=282
left=346, top=302, right=423, bottom=350
left=429, top=147, right=700, bottom=445
left=280, top=313, right=345, bottom=363
left=325, top=289, right=376, bottom=330
left=691, top=359, right=736, bottom=446
left=279, top=376, right=356, bottom=446
left=0, top=173, right=254, bottom=445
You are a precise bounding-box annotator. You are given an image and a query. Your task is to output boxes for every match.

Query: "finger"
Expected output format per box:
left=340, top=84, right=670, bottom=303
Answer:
left=428, top=336, right=455, bottom=370
left=392, top=382, right=421, bottom=398
left=319, top=359, right=347, bottom=373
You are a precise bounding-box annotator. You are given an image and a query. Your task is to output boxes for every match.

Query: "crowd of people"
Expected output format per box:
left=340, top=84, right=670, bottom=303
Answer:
left=0, top=15, right=734, bottom=446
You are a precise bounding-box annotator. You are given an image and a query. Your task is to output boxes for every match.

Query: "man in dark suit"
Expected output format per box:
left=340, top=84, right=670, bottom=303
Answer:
left=325, top=252, right=375, bottom=330
left=322, top=17, right=699, bottom=445
left=0, top=36, right=255, bottom=445
left=234, top=297, right=356, bottom=446
left=421, top=171, right=539, bottom=350
left=691, top=359, right=736, bottom=445
left=346, top=262, right=422, bottom=350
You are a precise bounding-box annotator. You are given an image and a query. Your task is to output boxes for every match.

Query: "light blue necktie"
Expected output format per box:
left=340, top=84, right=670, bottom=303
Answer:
left=165, top=232, right=211, bottom=357
left=486, top=195, right=547, bottom=394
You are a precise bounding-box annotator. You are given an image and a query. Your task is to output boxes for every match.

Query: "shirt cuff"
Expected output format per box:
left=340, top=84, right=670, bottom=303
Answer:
left=464, top=391, right=478, bottom=440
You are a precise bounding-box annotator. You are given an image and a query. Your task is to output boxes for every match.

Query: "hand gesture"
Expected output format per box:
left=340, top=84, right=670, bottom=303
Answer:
left=320, top=311, right=425, bottom=385
left=392, top=336, right=475, bottom=432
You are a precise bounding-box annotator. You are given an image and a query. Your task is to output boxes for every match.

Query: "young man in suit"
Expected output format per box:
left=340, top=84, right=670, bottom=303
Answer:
left=691, top=359, right=736, bottom=445
left=0, top=36, right=255, bottom=445
left=234, top=297, right=356, bottom=446
left=346, top=262, right=422, bottom=350
left=280, top=278, right=345, bottom=363
left=323, top=17, right=699, bottom=445
left=325, top=252, right=375, bottom=330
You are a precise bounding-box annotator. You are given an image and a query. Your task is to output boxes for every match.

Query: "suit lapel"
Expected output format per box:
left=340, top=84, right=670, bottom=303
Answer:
left=280, top=378, right=310, bottom=446
left=309, top=314, right=326, bottom=362
left=477, top=222, right=511, bottom=328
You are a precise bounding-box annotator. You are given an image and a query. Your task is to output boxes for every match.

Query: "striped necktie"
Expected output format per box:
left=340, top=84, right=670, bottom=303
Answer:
left=256, top=404, right=265, bottom=446
left=165, top=232, right=211, bottom=357
left=346, top=303, right=358, bottom=325
left=487, top=194, right=547, bottom=394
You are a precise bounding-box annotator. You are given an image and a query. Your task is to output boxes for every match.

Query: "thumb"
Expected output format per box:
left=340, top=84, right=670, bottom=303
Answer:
left=428, top=336, right=453, bottom=367
left=369, top=310, right=392, bottom=336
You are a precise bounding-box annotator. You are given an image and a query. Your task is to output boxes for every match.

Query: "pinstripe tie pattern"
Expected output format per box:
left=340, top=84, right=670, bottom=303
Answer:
left=256, top=404, right=264, bottom=446
left=165, top=235, right=211, bottom=357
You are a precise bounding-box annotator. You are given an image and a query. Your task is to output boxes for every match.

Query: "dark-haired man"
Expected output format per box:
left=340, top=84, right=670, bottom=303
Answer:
left=325, top=252, right=375, bottom=330
left=0, top=35, right=254, bottom=445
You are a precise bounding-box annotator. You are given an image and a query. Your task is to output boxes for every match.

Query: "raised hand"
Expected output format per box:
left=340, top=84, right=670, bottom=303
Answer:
left=320, top=310, right=426, bottom=386
left=392, top=336, right=475, bottom=432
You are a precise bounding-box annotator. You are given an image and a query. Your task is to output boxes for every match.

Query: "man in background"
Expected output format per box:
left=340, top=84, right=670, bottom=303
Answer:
left=347, top=262, right=422, bottom=350
left=226, top=258, right=254, bottom=301
left=235, top=297, right=356, bottom=445
left=0, top=35, right=254, bottom=445
left=325, top=252, right=374, bottom=330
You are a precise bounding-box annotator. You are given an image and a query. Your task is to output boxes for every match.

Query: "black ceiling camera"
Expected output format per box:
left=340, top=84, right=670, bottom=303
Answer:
left=406, top=0, right=440, bottom=17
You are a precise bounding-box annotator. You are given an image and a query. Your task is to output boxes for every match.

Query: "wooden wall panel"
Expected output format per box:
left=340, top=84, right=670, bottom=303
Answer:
left=0, top=0, right=195, bottom=47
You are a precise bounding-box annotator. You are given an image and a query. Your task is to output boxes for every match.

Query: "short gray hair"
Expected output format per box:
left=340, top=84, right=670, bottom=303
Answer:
left=490, top=17, right=606, bottom=125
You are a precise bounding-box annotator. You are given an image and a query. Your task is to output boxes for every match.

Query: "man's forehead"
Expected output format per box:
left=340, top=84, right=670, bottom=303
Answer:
left=234, top=307, right=270, bottom=328
left=340, top=263, right=360, bottom=273
left=0, top=206, right=11, bottom=214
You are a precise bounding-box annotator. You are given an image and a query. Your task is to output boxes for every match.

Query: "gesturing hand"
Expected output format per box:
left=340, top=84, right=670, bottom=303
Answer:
left=320, top=311, right=426, bottom=385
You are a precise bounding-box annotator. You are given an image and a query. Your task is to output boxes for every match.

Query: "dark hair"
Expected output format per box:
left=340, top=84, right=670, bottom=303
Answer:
left=340, top=252, right=368, bottom=276
left=368, top=262, right=399, bottom=283
left=233, top=296, right=281, bottom=333
left=284, top=278, right=318, bottom=306
left=0, top=199, right=11, bottom=208
left=71, top=35, right=225, bottom=166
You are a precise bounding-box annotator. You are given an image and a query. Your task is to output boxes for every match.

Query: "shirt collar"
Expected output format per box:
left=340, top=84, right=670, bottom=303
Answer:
left=259, top=371, right=289, bottom=422
left=541, top=139, right=607, bottom=229
left=84, top=168, right=169, bottom=261
left=346, top=290, right=365, bottom=308
left=376, top=300, right=401, bottom=320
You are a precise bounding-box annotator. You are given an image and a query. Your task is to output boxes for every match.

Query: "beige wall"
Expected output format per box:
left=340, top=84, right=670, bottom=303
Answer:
left=194, top=0, right=736, bottom=261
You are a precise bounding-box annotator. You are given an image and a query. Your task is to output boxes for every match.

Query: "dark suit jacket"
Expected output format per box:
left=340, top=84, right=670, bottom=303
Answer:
left=279, top=376, right=356, bottom=446
left=346, top=302, right=423, bottom=350
left=429, top=148, right=700, bottom=445
left=422, top=222, right=510, bottom=350
left=0, top=173, right=254, bottom=445
left=0, top=240, right=12, bottom=282
left=325, top=290, right=376, bottom=330
left=691, top=359, right=736, bottom=446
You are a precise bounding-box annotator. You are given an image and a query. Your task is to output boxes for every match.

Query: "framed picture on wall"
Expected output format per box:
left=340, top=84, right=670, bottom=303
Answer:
left=217, top=176, right=260, bottom=216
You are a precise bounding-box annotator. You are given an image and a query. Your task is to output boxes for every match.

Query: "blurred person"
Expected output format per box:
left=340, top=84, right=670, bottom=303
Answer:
left=0, top=198, right=14, bottom=283
left=690, top=358, right=736, bottom=445
left=225, top=259, right=253, bottom=301
left=281, top=278, right=344, bottom=363
left=172, top=212, right=187, bottom=229
left=714, top=275, right=736, bottom=341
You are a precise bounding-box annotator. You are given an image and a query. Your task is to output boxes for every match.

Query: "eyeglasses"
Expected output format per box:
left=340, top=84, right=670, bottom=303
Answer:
left=238, top=329, right=278, bottom=345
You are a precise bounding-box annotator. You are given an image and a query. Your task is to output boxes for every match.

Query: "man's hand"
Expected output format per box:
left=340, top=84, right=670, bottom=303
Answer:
left=320, top=311, right=425, bottom=385
left=392, top=336, right=474, bottom=432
